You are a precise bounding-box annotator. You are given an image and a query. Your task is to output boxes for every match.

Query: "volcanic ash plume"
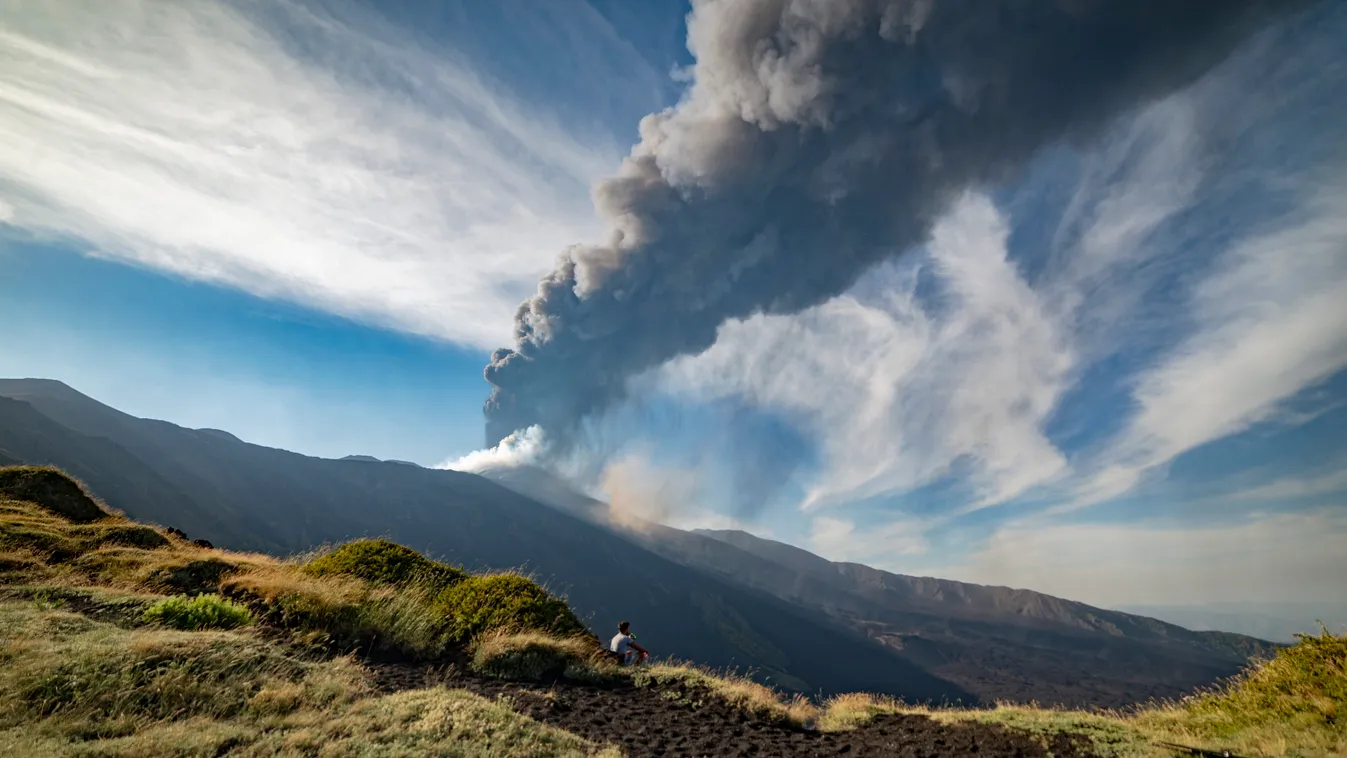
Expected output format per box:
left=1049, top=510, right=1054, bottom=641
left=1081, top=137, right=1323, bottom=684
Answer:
left=484, top=0, right=1310, bottom=448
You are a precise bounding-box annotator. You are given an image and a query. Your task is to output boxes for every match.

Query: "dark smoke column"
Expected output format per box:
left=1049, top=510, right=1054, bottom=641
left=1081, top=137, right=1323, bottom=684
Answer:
left=484, top=0, right=1311, bottom=449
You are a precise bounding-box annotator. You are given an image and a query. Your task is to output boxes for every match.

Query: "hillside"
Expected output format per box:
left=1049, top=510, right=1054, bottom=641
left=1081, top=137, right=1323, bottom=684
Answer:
left=1, top=466, right=1342, bottom=758
left=0, top=380, right=963, bottom=703
left=485, top=465, right=1278, bottom=707
left=0, top=379, right=1276, bottom=707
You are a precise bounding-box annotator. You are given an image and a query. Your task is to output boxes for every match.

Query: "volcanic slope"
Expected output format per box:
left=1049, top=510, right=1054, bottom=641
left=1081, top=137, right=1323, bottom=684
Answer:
left=0, top=380, right=964, bottom=703
left=0, top=379, right=1276, bottom=707
left=5, top=465, right=1341, bottom=753
left=3, top=466, right=1342, bottom=758
left=484, top=464, right=1278, bottom=708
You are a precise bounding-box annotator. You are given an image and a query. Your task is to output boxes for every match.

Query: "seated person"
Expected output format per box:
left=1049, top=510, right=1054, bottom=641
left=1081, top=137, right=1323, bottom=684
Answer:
left=609, top=620, right=649, bottom=665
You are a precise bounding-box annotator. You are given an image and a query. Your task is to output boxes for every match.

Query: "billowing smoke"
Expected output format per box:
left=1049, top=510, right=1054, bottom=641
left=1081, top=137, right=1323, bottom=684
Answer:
left=440, top=425, right=548, bottom=472
left=598, top=453, right=704, bottom=533
left=484, top=0, right=1310, bottom=448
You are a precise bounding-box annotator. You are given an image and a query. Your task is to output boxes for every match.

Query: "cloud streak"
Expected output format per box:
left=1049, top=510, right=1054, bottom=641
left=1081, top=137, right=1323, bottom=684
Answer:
left=482, top=0, right=1305, bottom=448
left=0, top=0, right=627, bottom=347
left=1071, top=183, right=1347, bottom=509
left=646, top=0, right=1347, bottom=521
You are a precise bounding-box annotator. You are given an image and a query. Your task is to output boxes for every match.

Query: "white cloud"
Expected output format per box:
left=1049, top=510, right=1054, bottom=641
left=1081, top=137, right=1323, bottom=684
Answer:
left=1070, top=184, right=1347, bottom=510
left=660, top=192, right=1074, bottom=512
left=1043, top=98, right=1203, bottom=356
left=1228, top=464, right=1347, bottom=504
left=0, top=0, right=627, bottom=347
left=808, top=516, right=930, bottom=567
left=930, top=509, right=1347, bottom=607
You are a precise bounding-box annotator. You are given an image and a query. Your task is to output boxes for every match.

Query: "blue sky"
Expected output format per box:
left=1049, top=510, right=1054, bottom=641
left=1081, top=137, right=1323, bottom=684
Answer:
left=2, top=0, right=1345, bottom=615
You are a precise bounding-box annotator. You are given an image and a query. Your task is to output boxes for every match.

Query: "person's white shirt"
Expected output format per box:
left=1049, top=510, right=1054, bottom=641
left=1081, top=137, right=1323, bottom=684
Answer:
left=610, top=632, right=635, bottom=665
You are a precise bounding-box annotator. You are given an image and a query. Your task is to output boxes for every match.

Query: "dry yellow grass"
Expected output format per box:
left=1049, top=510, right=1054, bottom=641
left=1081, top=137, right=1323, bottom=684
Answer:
left=811, top=629, right=1347, bottom=758
left=0, top=600, right=622, bottom=758
left=472, top=629, right=614, bottom=682
left=632, top=662, right=817, bottom=727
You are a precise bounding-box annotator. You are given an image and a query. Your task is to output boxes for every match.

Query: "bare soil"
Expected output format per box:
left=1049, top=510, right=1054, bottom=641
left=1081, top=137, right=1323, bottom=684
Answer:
left=370, top=662, right=1098, bottom=758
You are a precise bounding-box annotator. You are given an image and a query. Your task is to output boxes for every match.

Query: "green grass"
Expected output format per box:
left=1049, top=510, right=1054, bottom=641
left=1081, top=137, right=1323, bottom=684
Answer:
left=436, top=572, right=588, bottom=643
left=303, top=538, right=467, bottom=592
left=0, top=601, right=621, bottom=758
left=813, top=627, right=1347, bottom=757
left=141, top=594, right=255, bottom=631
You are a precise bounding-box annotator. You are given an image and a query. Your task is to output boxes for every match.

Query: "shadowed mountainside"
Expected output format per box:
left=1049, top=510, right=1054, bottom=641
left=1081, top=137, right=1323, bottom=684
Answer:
left=0, top=379, right=1276, bottom=706
left=483, top=465, right=1279, bottom=707
left=9, top=466, right=1335, bottom=757
left=0, top=379, right=965, bottom=703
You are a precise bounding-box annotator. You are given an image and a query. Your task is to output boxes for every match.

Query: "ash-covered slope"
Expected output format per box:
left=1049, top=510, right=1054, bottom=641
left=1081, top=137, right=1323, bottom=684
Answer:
left=0, top=378, right=965, bottom=703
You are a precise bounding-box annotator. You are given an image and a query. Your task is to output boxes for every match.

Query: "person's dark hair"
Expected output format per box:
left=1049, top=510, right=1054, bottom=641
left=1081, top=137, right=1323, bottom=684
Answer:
left=618, top=621, right=630, bottom=633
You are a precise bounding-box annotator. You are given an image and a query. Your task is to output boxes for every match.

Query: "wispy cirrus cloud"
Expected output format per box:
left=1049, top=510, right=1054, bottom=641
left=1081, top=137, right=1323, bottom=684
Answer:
left=1069, top=183, right=1347, bottom=510
left=1228, top=464, right=1347, bottom=504
left=658, top=192, right=1074, bottom=513
left=0, top=0, right=633, bottom=348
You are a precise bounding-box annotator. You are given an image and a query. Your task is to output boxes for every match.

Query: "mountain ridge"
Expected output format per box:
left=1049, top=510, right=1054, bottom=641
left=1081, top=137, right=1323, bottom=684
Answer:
left=0, top=378, right=1274, bottom=707
left=482, top=464, right=1279, bottom=705
left=0, top=379, right=967, bottom=703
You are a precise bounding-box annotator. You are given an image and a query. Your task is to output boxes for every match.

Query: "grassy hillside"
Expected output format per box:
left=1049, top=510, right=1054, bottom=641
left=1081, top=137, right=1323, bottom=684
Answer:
left=2, top=466, right=1341, bottom=758
left=0, top=382, right=971, bottom=703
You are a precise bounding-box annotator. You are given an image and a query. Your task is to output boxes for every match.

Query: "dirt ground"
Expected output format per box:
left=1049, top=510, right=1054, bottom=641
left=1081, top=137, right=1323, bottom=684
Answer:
left=370, top=663, right=1098, bottom=758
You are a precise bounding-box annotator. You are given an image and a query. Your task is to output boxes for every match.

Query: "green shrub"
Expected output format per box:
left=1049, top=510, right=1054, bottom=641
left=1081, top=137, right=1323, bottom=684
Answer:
left=0, top=466, right=110, bottom=523
left=141, top=594, right=255, bottom=631
left=436, top=573, right=587, bottom=642
left=304, top=539, right=466, bottom=592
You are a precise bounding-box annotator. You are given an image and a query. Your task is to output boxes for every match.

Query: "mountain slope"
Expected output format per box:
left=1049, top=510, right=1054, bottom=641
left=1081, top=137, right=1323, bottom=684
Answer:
left=0, top=395, right=250, bottom=548
left=485, top=465, right=1278, bottom=707
left=0, top=379, right=966, bottom=702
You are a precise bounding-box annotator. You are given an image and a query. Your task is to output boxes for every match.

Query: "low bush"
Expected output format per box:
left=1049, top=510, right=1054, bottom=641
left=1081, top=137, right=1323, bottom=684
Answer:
left=69, top=522, right=170, bottom=550
left=0, top=466, right=110, bottom=523
left=141, top=594, right=255, bottom=631
left=221, top=567, right=368, bottom=646
left=471, top=630, right=609, bottom=682
left=435, top=572, right=587, bottom=642
left=303, top=538, right=466, bottom=592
